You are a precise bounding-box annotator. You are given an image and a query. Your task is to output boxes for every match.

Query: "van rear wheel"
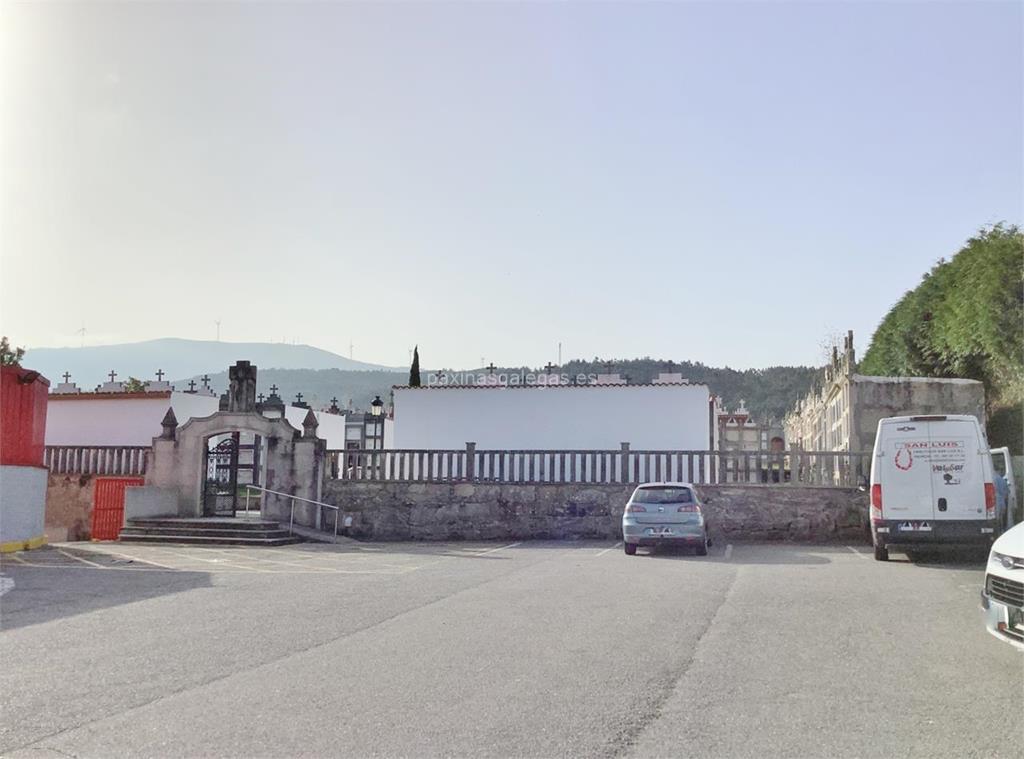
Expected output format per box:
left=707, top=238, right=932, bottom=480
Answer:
left=873, top=542, right=889, bottom=562
left=624, top=542, right=637, bottom=556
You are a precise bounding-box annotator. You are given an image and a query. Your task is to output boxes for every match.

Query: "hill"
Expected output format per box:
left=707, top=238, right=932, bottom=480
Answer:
left=17, top=337, right=818, bottom=421
left=23, top=338, right=400, bottom=389
left=184, top=360, right=817, bottom=421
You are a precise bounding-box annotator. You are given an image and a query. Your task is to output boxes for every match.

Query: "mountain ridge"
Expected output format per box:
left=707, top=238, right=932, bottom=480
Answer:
left=20, top=338, right=818, bottom=420
left=24, top=338, right=402, bottom=388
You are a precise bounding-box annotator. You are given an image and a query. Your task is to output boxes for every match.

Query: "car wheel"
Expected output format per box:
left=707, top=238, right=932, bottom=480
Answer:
left=624, top=542, right=637, bottom=556
left=696, top=535, right=708, bottom=556
left=873, top=542, right=889, bottom=562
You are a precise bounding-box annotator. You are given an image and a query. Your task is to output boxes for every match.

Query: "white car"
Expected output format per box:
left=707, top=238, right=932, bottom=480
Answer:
left=981, top=521, right=1024, bottom=651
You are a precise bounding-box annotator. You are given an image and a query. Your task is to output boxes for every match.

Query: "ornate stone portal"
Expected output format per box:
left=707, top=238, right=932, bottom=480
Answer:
left=134, top=361, right=328, bottom=527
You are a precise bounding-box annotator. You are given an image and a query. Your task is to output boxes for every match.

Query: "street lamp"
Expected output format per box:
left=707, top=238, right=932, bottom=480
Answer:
left=370, top=395, right=384, bottom=451
left=369, top=395, right=385, bottom=479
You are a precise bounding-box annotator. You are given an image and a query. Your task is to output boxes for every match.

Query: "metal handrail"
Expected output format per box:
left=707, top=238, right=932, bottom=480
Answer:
left=241, top=484, right=344, bottom=542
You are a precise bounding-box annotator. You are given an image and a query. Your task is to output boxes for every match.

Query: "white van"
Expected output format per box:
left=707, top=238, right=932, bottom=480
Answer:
left=869, top=415, right=998, bottom=561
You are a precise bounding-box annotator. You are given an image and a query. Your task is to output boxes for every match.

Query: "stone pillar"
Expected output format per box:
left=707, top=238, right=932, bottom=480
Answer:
left=465, top=442, right=476, bottom=481
left=160, top=407, right=178, bottom=440
left=227, top=361, right=258, bottom=413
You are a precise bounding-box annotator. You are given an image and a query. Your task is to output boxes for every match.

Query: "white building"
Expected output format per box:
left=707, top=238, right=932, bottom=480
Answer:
left=46, top=390, right=348, bottom=448
left=392, top=381, right=711, bottom=451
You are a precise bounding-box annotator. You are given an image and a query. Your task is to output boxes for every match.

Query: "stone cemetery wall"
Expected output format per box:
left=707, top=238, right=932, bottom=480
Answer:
left=322, top=481, right=869, bottom=542
left=45, top=473, right=96, bottom=542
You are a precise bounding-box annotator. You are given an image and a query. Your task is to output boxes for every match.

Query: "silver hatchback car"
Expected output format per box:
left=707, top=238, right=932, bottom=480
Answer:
left=622, top=483, right=709, bottom=556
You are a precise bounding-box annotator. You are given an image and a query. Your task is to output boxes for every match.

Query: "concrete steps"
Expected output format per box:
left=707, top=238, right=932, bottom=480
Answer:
left=119, top=517, right=301, bottom=546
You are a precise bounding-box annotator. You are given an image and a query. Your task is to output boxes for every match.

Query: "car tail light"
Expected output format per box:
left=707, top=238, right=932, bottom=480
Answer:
left=626, top=503, right=646, bottom=513
left=677, top=504, right=699, bottom=512
left=870, top=484, right=882, bottom=514
left=985, top=483, right=995, bottom=518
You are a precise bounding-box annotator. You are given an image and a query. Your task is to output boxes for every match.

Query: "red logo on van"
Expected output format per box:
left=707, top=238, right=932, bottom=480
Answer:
left=895, top=448, right=913, bottom=471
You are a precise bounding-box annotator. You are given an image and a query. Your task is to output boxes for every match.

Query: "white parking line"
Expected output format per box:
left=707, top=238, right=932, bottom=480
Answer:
left=473, top=542, right=522, bottom=556
left=846, top=545, right=869, bottom=560
left=724, top=544, right=734, bottom=560
left=595, top=542, right=622, bottom=556
left=56, top=549, right=107, bottom=569
left=55, top=544, right=178, bottom=570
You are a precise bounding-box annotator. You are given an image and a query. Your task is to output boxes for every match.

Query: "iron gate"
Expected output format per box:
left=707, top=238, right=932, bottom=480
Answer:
left=202, top=433, right=262, bottom=516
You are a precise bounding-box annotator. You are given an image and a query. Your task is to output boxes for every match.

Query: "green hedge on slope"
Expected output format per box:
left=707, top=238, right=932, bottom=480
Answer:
left=861, top=223, right=1023, bottom=451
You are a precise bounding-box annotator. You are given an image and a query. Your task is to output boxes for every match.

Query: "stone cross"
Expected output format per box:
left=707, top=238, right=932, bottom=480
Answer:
left=269, top=384, right=279, bottom=396
left=187, top=380, right=197, bottom=392
left=331, top=396, right=339, bottom=405
left=295, top=392, right=303, bottom=403
left=108, top=370, right=117, bottom=382
left=201, top=374, right=211, bottom=386
left=62, top=372, right=71, bottom=383
left=544, top=363, right=555, bottom=373
left=258, top=393, right=265, bottom=402
left=156, top=369, right=165, bottom=381
left=486, top=363, right=496, bottom=374
left=227, top=360, right=257, bottom=412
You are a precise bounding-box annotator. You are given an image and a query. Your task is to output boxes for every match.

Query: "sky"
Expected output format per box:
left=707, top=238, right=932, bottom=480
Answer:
left=2, top=1, right=1021, bottom=371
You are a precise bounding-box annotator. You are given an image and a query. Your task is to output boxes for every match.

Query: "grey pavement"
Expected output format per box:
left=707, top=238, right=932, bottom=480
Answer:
left=1, top=540, right=1021, bottom=758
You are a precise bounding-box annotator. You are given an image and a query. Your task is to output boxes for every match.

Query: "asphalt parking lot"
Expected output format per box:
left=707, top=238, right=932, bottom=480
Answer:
left=1, top=539, right=1021, bottom=758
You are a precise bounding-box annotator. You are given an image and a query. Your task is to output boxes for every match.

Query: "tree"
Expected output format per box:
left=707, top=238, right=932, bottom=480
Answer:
left=409, top=345, right=421, bottom=387
left=0, top=336, right=24, bottom=367
left=861, top=223, right=1023, bottom=450
left=123, top=377, right=147, bottom=392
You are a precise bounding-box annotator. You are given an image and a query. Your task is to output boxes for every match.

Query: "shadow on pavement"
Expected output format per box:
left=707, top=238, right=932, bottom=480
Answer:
left=636, top=543, right=840, bottom=565
left=0, top=549, right=213, bottom=631
left=889, top=546, right=989, bottom=570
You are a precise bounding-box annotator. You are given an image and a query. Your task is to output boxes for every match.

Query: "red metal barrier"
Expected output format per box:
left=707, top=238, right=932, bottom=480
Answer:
left=91, top=477, right=144, bottom=540
left=0, top=366, right=50, bottom=466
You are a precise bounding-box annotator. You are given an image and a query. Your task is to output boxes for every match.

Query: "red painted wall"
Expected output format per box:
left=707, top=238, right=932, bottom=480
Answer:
left=1, top=366, right=50, bottom=466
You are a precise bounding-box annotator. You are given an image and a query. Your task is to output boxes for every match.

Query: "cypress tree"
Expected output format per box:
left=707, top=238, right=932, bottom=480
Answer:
left=409, top=345, right=421, bottom=387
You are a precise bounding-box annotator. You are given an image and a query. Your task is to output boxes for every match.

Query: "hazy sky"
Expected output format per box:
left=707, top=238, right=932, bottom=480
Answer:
left=2, top=1, right=1021, bottom=370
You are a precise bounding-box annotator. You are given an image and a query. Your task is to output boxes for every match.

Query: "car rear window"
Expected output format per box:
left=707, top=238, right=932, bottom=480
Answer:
left=633, top=487, right=693, bottom=504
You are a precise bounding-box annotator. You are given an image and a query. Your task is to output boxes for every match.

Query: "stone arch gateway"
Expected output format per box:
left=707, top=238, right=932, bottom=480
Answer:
left=132, top=362, right=328, bottom=529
